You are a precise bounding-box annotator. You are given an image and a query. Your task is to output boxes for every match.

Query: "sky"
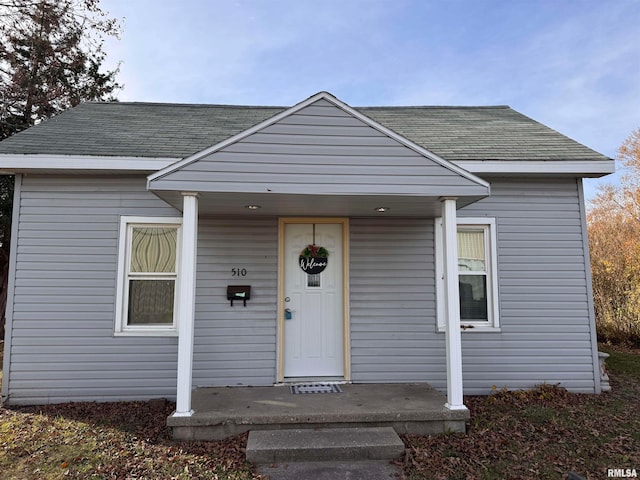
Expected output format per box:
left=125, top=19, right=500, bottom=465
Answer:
left=100, top=0, right=640, bottom=200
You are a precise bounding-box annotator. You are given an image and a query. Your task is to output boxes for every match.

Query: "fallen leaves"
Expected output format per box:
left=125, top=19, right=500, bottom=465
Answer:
left=397, top=373, right=640, bottom=480
left=0, top=399, right=265, bottom=479
left=1, top=348, right=638, bottom=479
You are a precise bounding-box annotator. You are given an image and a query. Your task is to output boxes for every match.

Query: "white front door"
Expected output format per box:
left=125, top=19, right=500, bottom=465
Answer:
left=283, top=222, right=344, bottom=378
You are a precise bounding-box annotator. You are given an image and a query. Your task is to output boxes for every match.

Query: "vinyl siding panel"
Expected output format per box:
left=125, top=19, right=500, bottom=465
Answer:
left=6, top=176, right=280, bottom=404
left=349, top=218, right=445, bottom=384
left=193, top=217, right=278, bottom=387
left=6, top=174, right=596, bottom=403
left=151, top=99, right=488, bottom=197
left=349, top=178, right=596, bottom=394
left=7, top=175, right=181, bottom=404
left=459, top=178, right=596, bottom=393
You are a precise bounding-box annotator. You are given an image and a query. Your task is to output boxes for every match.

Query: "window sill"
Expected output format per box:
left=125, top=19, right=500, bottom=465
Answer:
left=114, top=329, right=178, bottom=337
left=437, top=325, right=501, bottom=333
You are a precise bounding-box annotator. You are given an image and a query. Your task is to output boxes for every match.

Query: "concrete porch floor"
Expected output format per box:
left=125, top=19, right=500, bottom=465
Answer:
left=168, top=383, right=470, bottom=440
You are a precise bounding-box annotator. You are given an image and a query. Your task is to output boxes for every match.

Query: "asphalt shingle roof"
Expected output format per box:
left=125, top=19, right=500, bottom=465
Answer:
left=0, top=101, right=609, bottom=162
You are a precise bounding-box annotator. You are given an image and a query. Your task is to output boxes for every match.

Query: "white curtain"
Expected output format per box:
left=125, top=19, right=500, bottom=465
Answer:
left=457, top=230, right=485, bottom=272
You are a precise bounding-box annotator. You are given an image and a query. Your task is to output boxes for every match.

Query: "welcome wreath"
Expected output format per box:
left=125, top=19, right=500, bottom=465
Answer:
left=299, top=244, right=329, bottom=274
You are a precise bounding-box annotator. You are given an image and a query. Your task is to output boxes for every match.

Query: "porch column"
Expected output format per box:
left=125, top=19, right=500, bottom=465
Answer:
left=174, top=192, right=199, bottom=417
left=440, top=197, right=467, bottom=411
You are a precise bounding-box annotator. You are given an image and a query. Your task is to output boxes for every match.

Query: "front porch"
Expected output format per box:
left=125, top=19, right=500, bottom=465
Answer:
left=151, top=92, right=490, bottom=423
left=168, top=383, right=470, bottom=441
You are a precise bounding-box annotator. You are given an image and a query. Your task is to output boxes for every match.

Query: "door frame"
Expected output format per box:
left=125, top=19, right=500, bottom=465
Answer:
left=277, top=217, right=350, bottom=382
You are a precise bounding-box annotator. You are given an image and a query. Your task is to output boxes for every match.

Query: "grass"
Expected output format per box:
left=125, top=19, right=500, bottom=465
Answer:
left=399, top=346, right=640, bottom=479
left=599, top=344, right=640, bottom=379
left=0, top=344, right=262, bottom=480
left=0, top=346, right=638, bottom=479
left=0, top=400, right=260, bottom=480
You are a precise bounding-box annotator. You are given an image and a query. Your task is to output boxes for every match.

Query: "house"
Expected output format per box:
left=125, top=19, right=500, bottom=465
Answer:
left=0, top=91, right=613, bottom=421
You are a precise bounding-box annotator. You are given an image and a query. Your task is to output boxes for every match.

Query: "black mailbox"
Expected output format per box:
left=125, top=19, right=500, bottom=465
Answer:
left=227, top=285, right=251, bottom=307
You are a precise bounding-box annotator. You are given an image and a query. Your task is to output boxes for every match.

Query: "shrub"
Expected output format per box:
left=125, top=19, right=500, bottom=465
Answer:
left=588, top=128, right=640, bottom=348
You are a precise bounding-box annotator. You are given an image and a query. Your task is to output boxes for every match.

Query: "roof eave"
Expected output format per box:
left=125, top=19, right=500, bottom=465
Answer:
left=0, top=154, right=178, bottom=174
left=453, top=159, right=615, bottom=178
left=0, top=154, right=615, bottom=179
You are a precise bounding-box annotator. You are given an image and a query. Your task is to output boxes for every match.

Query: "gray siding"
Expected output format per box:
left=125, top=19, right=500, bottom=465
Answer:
left=459, top=178, right=596, bottom=393
left=5, top=175, right=597, bottom=403
left=7, top=176, right=181, bottom=404
left=349, top=218, right=446, bottom=384
left=193, top=218, right=278, bottom=387
left=150, top=98, right=488, bottom=197
left=6, top=176, right=281, bottom=404
left=350, top=178, right=596, bottom=393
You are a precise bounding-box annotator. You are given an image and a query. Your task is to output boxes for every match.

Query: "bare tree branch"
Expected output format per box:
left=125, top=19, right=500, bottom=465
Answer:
left=0, top=0, right=121, bottom=338
left=588, top=127, right=640, bottom=346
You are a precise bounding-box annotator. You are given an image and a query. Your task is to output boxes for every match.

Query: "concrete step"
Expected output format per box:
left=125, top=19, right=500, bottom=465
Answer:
left=257, top=460, right=401, bottom=480
left=246, top=426, right=405, bottom=464
left=169, top=384, right=469, bottom=441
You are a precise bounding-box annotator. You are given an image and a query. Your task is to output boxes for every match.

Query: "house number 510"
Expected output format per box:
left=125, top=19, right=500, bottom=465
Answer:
left=232, top=268, right=247, bottom=277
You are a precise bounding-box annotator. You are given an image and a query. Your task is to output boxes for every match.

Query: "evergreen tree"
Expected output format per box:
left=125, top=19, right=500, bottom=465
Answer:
left=0, top=0, right=120, bottom=338
left=0, top=0, right=121, bottom=139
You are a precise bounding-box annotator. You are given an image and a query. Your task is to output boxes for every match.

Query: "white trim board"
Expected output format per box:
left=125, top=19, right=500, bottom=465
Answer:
left=0, top=154, right=177, bottom=173
left=0, top=154, right=613, bottom=178
left=435, top=216, right=501, bottom=333
left=578, top=179, right=602, bottom=394
left=455, top=160, right=615, bottom=176
left=1, top=174, right=22, bottom=401
left=114, top=216, right=183, bottom=337
left=0, top=155, right=614, bottom=177
left=277, top=217, right=351, bottom=383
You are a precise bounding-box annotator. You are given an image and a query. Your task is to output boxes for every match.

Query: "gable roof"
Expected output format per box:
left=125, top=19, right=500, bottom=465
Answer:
left=148, top=92, right=489, bottom=199
left=0, top=96, right=611, bottom=164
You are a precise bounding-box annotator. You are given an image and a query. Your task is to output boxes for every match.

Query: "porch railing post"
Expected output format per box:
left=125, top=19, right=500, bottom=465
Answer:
left=440, top=197, right=467, bottom=411
left=174, top=192, right=199, bottom=416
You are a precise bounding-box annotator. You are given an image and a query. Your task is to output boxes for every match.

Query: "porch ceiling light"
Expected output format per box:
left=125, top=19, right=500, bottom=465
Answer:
left=374, top=207, right=390, bottom=213
left=245, top=205, right=261, bottom=210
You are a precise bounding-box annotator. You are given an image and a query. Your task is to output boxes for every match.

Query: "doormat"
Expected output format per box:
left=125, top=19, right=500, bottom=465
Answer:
left=290, top=383, right=343, bottom=395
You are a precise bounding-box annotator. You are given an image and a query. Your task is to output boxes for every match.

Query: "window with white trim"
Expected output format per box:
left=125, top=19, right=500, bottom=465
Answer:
left=115, top=217, right=182, bottom=335
left=435, top=217, right=500, bottom=332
